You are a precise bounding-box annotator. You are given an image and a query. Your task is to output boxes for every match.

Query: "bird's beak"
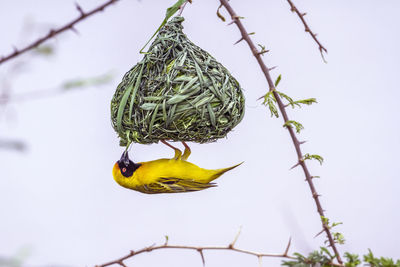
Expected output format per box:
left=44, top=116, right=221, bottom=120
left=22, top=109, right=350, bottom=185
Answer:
left=120, top=150, right=130, bottom=165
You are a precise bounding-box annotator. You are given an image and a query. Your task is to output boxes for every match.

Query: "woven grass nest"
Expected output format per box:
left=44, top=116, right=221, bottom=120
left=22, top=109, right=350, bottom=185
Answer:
left=111, top=16, right=245, bottom=146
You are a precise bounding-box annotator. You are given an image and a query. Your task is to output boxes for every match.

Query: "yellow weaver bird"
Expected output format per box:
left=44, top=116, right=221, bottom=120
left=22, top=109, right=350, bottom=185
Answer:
left=112, top=140, right=242, bottom=194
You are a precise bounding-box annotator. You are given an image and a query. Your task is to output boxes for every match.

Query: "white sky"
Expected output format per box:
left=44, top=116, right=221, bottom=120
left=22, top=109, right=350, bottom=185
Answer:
left=0, top=0, right=399, bottom=266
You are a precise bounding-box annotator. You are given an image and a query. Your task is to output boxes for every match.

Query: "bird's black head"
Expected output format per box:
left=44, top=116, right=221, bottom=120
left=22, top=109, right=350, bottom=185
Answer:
left=117, top=151, right=141, bottom=178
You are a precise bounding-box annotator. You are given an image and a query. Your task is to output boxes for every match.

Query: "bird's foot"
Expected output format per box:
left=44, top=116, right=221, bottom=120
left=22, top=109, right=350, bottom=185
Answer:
left=161, top=140, right=182, bottom=160
left=181, top=141, right=191, bottom=161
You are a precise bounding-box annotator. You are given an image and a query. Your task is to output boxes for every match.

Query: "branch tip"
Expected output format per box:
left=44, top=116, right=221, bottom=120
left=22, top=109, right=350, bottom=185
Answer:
left=285, top=0, right=328, bottom=62
left=284, top=237, right=292, bottom=256
left=234, top=37, right=244, bottom=45
left=258, top=255, right=263, bottom=267
left=70, top=27, right=80, bottom=35
left=75, top=2, right=84, bottom=16
left=229, top=226, right=242, bottom=248
left=289, top=161, right=301, bottom=170
left=197, top=248, right=206, bottom=266
left=314, top=229, right=325, bottom=238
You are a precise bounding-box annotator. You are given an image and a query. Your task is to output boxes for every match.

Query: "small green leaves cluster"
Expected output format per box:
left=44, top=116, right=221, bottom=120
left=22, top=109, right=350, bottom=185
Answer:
left=303, top=153, right=324, bottom=165
left=282, top=247, right=335, bottom=267
left=62, top=72, right=113, bottom=90
left=261, top=75, right=317, bottom=135
left=332, top=232, right=346, bottom=245
left=344, top=253, right=361, bottom=267
left=262, top=91, right=279, bottom=117
left=282, top=248, right=400, bottom=267
left=262, top=74, right=317, bottom=113
left=290, top=98, right=318, bottom=108
left=284, top=120, right=304, bottom=133
left=257, top=44, right=268, bottom=55
left=320, top=216, right=345, bottom=245
left=362, top=249, right=400, bottom=267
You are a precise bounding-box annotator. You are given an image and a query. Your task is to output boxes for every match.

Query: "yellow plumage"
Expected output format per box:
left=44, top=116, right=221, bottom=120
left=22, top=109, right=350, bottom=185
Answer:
left=112, top=141, right=242, bottom=194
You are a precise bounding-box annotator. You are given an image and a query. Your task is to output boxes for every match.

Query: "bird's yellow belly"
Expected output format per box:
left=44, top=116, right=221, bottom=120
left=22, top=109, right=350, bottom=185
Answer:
left=136, top=158, right=212, bottom=184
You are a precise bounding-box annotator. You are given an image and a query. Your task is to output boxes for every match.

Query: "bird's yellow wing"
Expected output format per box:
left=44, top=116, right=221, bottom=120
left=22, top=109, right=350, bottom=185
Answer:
left=134, top=177, right=217, bottom=194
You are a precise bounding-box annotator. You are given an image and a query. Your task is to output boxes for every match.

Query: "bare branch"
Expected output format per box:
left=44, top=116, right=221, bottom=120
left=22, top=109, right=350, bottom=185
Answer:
left=0, top=72, right=113, bottom=105
left=0, top=139, right=27, bottom=152
left=0, top=0, right=120, bottom=65
left=95, top=242, right=298, bottom=267
left=218, top=0, right=343, bottom=264
left=285, top=0, right=328, bottom=61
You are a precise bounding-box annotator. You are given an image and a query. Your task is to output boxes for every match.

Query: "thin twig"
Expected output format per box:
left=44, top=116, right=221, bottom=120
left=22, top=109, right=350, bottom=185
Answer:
left=0, top=72, right=112, bottom=105
left=178, top=0, right=192, bottom=16
left=95, top=243, right=296, bottom=267
left=96, top=239, right=344, bottom=267
left=229, top=226, right=242, bottom=248
left=218, top=0, right=343, bottom=265
left=0, top=139, right=26, bottom=151
left=285, top=0, right=327, bottom=61
left=0, top=0, right=120, bottom=65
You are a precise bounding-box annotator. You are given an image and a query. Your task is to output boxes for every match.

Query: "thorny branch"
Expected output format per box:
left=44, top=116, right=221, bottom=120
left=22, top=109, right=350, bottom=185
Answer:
left=285, top=0, right=328, bottom=61
left=0, top=139, right=26, bottom=151
left=0, top=72, right=113, bottom=105
left=96, top=236, right=300, bottom=267
left=218, top=0, right=343, bottom=265
left=0, top=0, right=120, bottom=65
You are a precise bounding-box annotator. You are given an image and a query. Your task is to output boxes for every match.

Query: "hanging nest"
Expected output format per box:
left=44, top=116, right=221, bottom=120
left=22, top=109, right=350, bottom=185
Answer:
left=111, top=16, right=245, bottom=146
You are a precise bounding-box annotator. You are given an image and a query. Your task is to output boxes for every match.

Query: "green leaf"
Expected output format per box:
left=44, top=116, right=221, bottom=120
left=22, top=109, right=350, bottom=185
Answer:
left=332, top=222, right=343, bottom=228
left=320, top=247, right=334, bottom=259
left=289, top=98, right=318, bottom=108
left=344, top=252, right=361, bottom=267
left=320, top=216, right=329, bottom=226
left=276, top=90, right=293, bottom=104
left=262, top=91, right=279, bottom=118
left=333, top=232, right=346, bottom=244
left=304, top=153, right=324, bottom=165
left=283, top=120, right=304, bottom=133
left=62, top=72, right=113, bottom=90
left=257, top=44, right=268, bottom=55
left=35, top=45, right=54, bottom=56
left=274, top=74, right=282, bottom=87
left=140, top=0, right=186, bottom=53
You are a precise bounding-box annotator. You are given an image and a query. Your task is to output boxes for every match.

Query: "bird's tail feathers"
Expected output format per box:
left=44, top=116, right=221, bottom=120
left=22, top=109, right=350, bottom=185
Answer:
left=210, top=161, right=243, bottom=182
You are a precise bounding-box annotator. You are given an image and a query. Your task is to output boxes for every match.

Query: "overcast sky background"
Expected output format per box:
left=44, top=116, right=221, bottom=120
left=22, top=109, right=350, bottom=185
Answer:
left=1, top=0, right=399, bottom=266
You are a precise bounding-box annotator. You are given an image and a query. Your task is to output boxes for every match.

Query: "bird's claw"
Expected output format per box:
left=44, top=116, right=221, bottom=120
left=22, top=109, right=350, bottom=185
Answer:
left=161, top=140, right=191, bottom=161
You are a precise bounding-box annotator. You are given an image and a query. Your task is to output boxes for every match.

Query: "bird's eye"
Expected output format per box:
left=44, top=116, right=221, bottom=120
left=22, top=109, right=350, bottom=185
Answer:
left=122, top=167, right=127, bottom=173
